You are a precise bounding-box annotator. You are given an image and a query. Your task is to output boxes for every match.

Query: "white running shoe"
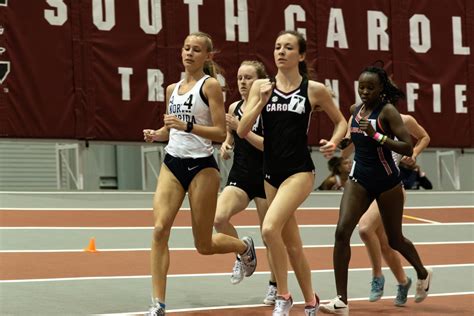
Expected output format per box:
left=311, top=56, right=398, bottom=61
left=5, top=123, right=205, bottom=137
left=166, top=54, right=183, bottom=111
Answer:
left=230, top=257, right=244, bottom=285
left=263, top=284, right=277, bottom=305
left=415, top=267, right=433, bottom=303
left=240, top=236, right=257, bottom=277
left=147, top=300, right=165, bottom=316
left=319, top=296, right=349, bottom=315
left=272, top=295, right=293, bottom=316
left=304, top=294, right=320, bottom=316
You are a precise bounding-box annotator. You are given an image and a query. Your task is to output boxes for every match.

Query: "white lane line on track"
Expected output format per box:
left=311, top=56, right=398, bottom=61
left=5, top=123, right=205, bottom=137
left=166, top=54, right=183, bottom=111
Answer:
left=1, top=240, right=473, bottom=253
left=94, top=291, right=474, bottom=315
left=1, top=222, right=473, bottom=229
left=1, top=263, right=473, bottom=283
left=99, top=292, right=474, bottom=315
left=1, top=205, right=474, bottom=211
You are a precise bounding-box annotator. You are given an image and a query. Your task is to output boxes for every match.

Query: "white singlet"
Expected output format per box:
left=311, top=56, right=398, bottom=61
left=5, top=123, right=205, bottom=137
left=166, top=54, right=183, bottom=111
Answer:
left=165, top=75, right=214, bottom=158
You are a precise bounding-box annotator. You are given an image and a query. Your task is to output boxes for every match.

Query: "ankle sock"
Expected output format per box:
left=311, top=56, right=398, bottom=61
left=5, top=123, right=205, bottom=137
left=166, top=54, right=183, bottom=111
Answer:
left=269, top=281, right=277, bottom=287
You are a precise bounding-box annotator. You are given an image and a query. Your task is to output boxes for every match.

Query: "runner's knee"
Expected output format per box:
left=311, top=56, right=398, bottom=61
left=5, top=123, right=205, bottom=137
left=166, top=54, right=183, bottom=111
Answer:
left=152, top=225, right=171, bottom=244
left=387, top=236, right=404, bottom=252
left=213, top=212, right=230, bottom=232
left=194, top=239, right=213, bottom=255
left=358, top=224, right=372, bottom=242
left=335, top=224, right=352, bottom=244
left=261, top=223, right=280, bottom=245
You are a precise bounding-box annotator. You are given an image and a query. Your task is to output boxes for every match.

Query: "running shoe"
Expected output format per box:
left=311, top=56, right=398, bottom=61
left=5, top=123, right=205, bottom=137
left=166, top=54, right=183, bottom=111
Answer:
left=369, top=275, right=385, bottom=302
left=230, top=257, right=244, bottom=284
left=147, top=300, right=165, bottom=316
left=240, top=236, right=257, bottom=277
left=263, top=284, right=277, bottom=305
left=415, top=267, right=433, bottom=303
left=304, top=293, right=320, bottom=316
left=394, top=277, right=412, bottom=306
left=319, top=296, right=349, bottom=315
left=272, top=295, right=293, bottom=316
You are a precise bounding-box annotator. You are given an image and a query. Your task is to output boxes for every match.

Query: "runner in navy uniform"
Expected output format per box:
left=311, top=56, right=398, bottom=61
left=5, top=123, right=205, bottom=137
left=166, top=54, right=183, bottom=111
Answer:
left=214, top=61, right=277, bottom=304
left=238, top=30, right=347, bottom=316
left=320, top=65, right=432, bottom=315
left=352, top=113, right=431, bottom=307
left=143, top=32, right=256, bottom=316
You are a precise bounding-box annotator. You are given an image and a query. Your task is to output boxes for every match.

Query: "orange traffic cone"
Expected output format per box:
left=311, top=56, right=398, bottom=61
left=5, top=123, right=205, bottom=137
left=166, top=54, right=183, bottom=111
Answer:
left=84, top=237, right=98, bottom=252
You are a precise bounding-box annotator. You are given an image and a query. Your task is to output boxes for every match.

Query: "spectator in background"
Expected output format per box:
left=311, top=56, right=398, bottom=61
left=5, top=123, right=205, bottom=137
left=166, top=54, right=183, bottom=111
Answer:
left=318, top=156, right=352, bottom=190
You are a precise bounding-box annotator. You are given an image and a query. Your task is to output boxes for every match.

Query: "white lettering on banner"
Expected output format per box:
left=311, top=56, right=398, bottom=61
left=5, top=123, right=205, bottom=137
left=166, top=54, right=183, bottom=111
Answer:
left=410, top=14, right=431, bottom=53
left=406, top=83, right=419, bottom=112
left=118, top=67, right=133, bottom=101
left=225, top=0, right=249, bottom=42
left=285, top=5, right=306, bottom=39
left=93, top=0, right=115, bottom=31
left=327, top=8, right=348, bottom=49
left=432, top=84, right=441, bottom=113
left=118, top=67, right=165, bottom=102
left=455, top=85, right=467, bottom=113
left=41, top=3, right=471, bottom=56
left=44, top=0, right=67, bottom=26
left=148, top=69, right=164, bottom=102
left=452, top=17, right=470, bottom=55
left=324, top=79, right=340, bottom=108
left=367, top=11, right=389, bottom=51
left=405, top=82, right=467, bottom=114
left=139, top=0, right=162, bottom=34
left=184, top=0, right=203, bottom=34
left=38, top=3, right=470, bottom=112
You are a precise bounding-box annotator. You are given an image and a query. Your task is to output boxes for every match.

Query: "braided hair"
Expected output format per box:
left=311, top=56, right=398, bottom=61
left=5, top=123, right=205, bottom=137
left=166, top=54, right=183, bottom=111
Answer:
left=361, top=64, right=405, bottom=105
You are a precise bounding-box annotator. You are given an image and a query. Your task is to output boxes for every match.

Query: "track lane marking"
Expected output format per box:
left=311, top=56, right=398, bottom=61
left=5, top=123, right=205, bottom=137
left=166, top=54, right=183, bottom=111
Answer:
left=1, top=241, right=473, bottom=253
left=1, top=222, right=473, bottom=229
left=1, top=263, right=473, bottom=283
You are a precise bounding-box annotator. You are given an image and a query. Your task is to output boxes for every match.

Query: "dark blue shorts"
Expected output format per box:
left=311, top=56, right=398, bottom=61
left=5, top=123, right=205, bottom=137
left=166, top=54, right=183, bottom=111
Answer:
left=350, top=172, right=402, bottom=199
left=164, top=153, right=219, bottom=191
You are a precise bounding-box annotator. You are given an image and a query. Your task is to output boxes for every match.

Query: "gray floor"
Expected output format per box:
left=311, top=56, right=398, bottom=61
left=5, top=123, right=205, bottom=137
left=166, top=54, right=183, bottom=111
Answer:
left=1, top=190, right=473, bottom=209
left=0, top=191, right=473, bottom=315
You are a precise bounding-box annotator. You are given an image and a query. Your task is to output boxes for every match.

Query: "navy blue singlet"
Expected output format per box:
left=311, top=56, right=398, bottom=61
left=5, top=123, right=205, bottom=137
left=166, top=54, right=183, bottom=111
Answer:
left=349, top=104, right=401, bottom=198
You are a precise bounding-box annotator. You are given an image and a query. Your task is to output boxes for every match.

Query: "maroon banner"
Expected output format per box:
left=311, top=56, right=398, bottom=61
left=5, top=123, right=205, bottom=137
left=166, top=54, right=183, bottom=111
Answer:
left=0, top=0, right=472, bottom=147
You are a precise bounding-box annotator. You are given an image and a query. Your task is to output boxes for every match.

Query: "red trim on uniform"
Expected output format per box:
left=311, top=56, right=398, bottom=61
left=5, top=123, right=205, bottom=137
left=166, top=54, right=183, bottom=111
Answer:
left=377, top=118, right=386, bottom=133
left=377, top=147, right=392, bottom=175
